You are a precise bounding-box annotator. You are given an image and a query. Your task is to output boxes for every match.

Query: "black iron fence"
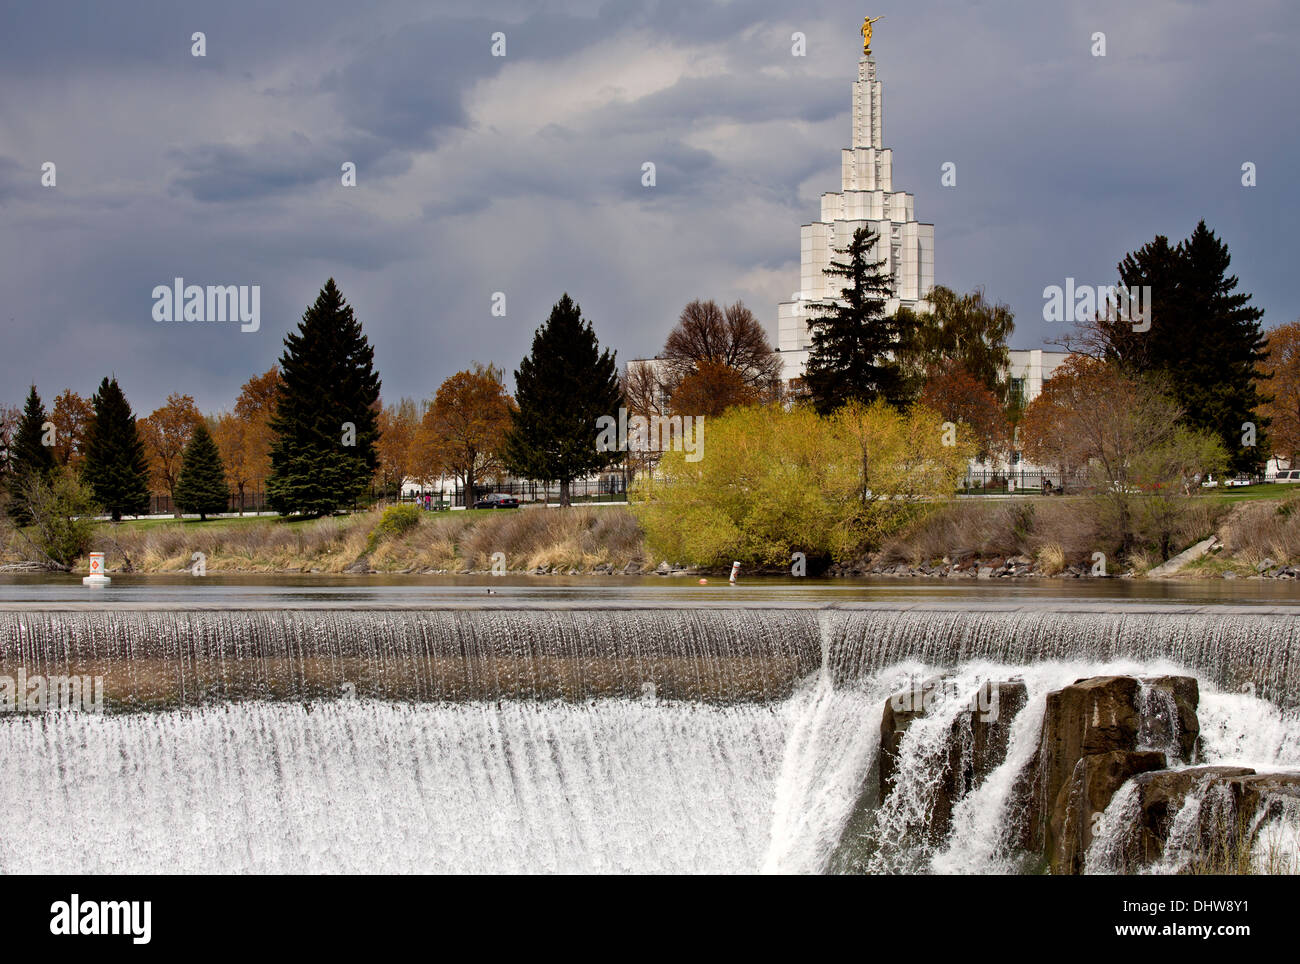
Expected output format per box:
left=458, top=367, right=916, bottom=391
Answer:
left=147, top=483, right=270, bottom=516
left=398, top=476, right=628, bottom=509
left=962, top=468, right=1067, bottom=495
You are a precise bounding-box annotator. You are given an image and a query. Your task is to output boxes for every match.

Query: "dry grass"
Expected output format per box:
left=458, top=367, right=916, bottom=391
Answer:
left=88, top=506, right=647, bottom=574
left=1215, top=499, right=1300, bottom=568
left=880, top=495, right=1229, bottom=571
left=880, top=498, right=1102, bottom=566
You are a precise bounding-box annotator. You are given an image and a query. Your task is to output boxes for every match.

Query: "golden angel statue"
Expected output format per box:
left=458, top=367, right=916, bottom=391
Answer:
left=861, top=16, right=883, bottom=54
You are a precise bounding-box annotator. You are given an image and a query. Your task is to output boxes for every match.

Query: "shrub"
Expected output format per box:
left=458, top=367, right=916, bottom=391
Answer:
left=365, top=503, right=423, bottom=554
left=14, top=471, right=99, bottom=568
left=631, top=401, right=971, bottom=567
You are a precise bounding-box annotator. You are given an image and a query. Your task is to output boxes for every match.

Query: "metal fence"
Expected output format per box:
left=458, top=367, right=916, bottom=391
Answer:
left=962, top=468, right=1067, bottom=495
left=148, top=483, right=269, bottom=516
left=398, top=476, right=629, bottom=509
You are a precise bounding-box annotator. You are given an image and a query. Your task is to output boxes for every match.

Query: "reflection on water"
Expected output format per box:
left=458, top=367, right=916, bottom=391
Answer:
left=1, top=571, right=1299, bottom=608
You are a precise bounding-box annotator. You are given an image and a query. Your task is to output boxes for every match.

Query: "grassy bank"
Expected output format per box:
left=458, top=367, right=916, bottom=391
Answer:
left=6, top=494, right=1300, bottom=579
left=16, top=506, right=648, bottom=574
left=878, top=494, right=1300, bottom=577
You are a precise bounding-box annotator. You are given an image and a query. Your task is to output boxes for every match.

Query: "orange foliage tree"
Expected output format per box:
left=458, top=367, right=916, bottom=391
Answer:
left=139, top=393, right=203, bottom=513
left=917, top=361, right=1011, bottom=462
left=418, top=364, right=515, bottom=505
left=211, top=367, right=279, bottom=513
left=376, top=398, right=423, bottom=496
left=49, top=390, right=94, bottom=470
left=1260, top=320, right=1300, bottom=466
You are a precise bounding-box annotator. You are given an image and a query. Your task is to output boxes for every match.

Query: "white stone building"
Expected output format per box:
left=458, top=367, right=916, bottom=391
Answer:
left=1005, top=349, right=1070, bottom=409
left=775, top=53, right=934, bottom=385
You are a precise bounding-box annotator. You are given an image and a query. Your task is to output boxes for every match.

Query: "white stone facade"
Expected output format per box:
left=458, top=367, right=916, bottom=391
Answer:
left=776, top=56, right=935, bottom=385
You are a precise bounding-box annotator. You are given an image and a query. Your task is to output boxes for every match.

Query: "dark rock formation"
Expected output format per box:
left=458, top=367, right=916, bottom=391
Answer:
left=878, top=678, right=1028, bottom=839
left=1050, top=749, right=1168, bottom=875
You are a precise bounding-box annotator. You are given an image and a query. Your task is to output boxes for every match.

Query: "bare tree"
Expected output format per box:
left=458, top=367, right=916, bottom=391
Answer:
left=662, top=299, right=782, bottom=395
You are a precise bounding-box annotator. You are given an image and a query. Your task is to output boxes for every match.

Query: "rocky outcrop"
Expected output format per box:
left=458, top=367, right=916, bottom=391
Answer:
left=1023, top=675, right=1198, bottom=863
left=1050, top=750, right=1168, bottom=875
left=879, top=678, right=1028, bottom=839
left=1122, top=766, right=1258, bottom=870
left=1031, top=675, right=1197, bottom=839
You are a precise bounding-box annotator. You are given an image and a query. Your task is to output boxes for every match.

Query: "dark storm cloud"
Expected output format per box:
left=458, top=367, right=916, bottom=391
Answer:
left=0, top=0, right=1296, bottom=416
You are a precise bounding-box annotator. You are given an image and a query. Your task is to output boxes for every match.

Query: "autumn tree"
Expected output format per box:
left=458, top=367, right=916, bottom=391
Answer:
left=139, top=393, right=202, bottom=514
left=669, top=358, right=766, bottom=418
left=0, top=404, right=20, bottom=484
left=421, top=364, right=515, bottom=507
left=918, top=361, right=1012, bottom=462
left=212, top=366, right=279, bottom=513
left=49, top=390, right=94, bottom=470
left=1260, top=320, right=1300, bottom=467
left=377, top=398, right=423, bottom=496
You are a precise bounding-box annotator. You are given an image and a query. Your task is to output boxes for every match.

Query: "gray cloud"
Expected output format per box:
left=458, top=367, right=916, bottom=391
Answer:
left=0, top=0, right=1296, bottom=417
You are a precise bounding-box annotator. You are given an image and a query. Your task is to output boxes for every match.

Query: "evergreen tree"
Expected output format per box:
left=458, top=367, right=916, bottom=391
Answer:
left=266, top=279, right=381, bottom=516
left=174, top=422, right=230, bottom=521
left=82, top=377, right=151, bottom=522
left=804, top=226, right=912, bottom=415
left=1093, top=222, right=1267, bottom=473
left=7, top=385, right=56, bottom=524
left=502, top=294, right=622, bottom=506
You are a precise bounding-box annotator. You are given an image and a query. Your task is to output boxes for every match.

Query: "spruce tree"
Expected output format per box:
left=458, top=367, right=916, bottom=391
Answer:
left=1102, top=222, right=1267, bottom=473
left=7, top=385, right=56, bottom=524
left=502, top=294, right=622, bottom=506
left=174, top=422, right=230, bottom=521
left=804, top=226, right=910, bottom=414
left=82, top=377, right=151, bottom=522
left=266, top=278, right=381, bottom=516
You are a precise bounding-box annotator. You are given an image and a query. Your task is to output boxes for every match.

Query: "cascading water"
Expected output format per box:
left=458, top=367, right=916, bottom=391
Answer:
left=1, top=604, right=1298, bottom=873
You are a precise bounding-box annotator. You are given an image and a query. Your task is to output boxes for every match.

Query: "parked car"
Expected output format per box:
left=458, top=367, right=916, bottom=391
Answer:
left=474, top=493, right=520, bottom=509
left=1274, top=470, right=1300, bottom=484
left=1224, top=475, right=1253, bottom=487
left=1200, top=475, right=1218, bottom=488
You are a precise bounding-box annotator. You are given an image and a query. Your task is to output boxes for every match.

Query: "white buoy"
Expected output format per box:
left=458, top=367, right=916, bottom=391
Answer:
left=729, top=561, right=740, bottom=584
left=83, top=551, right=111, bottom=586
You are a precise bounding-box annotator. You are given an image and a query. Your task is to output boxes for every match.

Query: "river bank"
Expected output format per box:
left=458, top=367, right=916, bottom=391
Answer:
left=4, top=496, right=1299, bottom=580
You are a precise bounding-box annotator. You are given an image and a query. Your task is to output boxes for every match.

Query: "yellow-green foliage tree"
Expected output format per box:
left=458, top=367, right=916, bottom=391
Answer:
left=631, top=401, right=971, bottom=568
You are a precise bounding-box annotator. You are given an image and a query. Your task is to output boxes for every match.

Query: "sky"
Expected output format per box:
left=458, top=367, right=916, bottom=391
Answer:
left=1, top=0, right=1295, bottom=415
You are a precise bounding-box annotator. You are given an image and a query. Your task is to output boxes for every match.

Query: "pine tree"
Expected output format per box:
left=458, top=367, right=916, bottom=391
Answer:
left=82, top=377, right=151, bottom=522
left=266, top=279, right=381, bottom=516
left=804, top=226, right=911, bottom=415
left=174, top=422, right=229, bottom=521
left=502, top=294, right=622, bottom=506
left=1100, top=222, right=1267, bottom=473
left=7, top=385, right=56, bottom=525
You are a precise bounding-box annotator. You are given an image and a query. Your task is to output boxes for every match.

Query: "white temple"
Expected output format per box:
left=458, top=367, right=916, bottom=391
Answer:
left=775, top=52, right=935, bottom=385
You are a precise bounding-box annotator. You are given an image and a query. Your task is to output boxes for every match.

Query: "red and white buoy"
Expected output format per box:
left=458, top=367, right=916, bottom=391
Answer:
left=729, top=561, right=740, bottom=585
left=83, top=551, right=110, bottom=587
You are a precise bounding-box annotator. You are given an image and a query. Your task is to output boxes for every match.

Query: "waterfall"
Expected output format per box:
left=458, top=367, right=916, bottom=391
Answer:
left=1, top=603, right=1298, bottom=873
